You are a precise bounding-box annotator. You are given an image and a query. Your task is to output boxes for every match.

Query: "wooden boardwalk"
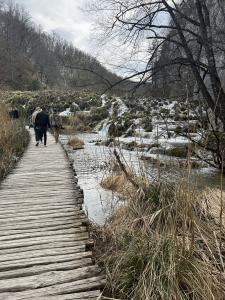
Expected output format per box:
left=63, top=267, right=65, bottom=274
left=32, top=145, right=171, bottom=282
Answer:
left=0, top=131, right=104, bottom=299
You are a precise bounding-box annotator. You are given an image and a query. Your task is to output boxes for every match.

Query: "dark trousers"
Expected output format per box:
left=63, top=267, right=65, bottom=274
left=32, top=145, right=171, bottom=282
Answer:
left=34, top=126, right=41, bottom=142
left=40, top=127, right=47, bottom=145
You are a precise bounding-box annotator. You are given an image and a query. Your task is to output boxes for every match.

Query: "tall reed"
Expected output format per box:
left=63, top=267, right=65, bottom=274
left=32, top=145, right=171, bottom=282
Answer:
left=0, top=103, right=29, bottom=180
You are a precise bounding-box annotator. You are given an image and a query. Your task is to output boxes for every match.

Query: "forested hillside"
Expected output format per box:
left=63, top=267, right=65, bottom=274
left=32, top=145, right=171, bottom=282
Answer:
left=0, top=1, right=128, bottom=92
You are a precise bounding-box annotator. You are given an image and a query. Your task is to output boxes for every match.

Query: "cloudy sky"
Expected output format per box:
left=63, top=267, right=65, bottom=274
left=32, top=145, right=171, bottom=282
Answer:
left=17, top=0, right=93, bottom=53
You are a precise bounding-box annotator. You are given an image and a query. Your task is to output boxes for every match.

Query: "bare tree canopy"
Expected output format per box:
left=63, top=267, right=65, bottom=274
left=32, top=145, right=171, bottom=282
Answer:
left=90, top=0, right=225, bottom=128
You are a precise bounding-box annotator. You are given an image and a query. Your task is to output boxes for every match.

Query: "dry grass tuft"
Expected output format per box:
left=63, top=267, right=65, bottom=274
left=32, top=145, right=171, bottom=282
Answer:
left=67, top=136, right=85, bottom=150
left=101, top=172, right=131, bottom=194
left=93, top=166, right=225, bottom=299
left=69, top=112, right=91, bottom=131
left=204, top=188, right=225, bottom=224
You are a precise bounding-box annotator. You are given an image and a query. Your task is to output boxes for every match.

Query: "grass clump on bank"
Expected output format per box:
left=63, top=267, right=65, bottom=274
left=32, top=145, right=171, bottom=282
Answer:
left=0, top=103, right=29, bottom=180
left=67, top=136, right=85, bottom=150
left=94, top=163, right=225, bottom=299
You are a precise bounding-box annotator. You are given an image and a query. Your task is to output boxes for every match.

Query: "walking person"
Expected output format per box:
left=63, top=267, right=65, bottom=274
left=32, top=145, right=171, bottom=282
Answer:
left=34, top=107, right=51, bottom=147
left=50, top=108, right=62, bottom=143
left=32, top=107, right=42, bottom=145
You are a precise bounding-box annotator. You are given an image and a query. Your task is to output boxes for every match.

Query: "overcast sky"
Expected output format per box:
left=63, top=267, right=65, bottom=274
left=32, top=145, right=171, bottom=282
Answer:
left=17, top=0, right=92, bottom=53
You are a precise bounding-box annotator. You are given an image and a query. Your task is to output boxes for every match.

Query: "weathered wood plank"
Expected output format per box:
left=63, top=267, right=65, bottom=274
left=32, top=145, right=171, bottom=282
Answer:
left=0, top=240, right=93, bottom=255
left=0, top=233, right=89, bottom=250
left=0, top=207, right=81, bottom=219
left=0, top=245, right=85, bottom=262
left=0, top=258, right=93, bottom=280
left=0, top=251, right=93, bottom=271
left=0, top=221, right=87, bottom=235
left=0, top=266, right=101, bottom=292
left=0, top=211, right=86, bottom=224
left=0, top=276, right=106, bottom=299
left=0, top=227, right=87, bottom=242
left=0, top=218, right=87, bottom=233
left=26, top=290, right=101, bottom=300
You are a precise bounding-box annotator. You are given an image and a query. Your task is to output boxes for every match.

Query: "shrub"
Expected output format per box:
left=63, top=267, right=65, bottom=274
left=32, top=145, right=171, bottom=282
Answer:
left=141, top=117, right=153, bottom=132
left=164, top=145, right=194, bottom=158
left=174, top=113, right=187, bottom=121
left=90, top=107, right=109, bottom=122
left=69, top=112, right=91, bottom=131
left=159, top=108, right=170, bottom=115
left=174, top=126, right=183, bottom=134
left=28, top=79, right=42, bottom=91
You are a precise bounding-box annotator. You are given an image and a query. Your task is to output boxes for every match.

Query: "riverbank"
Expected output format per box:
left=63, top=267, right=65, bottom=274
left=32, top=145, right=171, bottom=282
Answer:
left=92, top=165, right=225, bottom=299
left=0, top=103, right=29, bottom=181
left=60, top=130, right=225, bottom=299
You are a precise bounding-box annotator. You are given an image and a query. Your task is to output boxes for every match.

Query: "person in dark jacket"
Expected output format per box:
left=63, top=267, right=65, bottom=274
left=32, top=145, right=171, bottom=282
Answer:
left=9, top=108, right=19, bottom=119
left=34, top=107, right=51, bottom=146
left=32, top=107, right=42, bottom=142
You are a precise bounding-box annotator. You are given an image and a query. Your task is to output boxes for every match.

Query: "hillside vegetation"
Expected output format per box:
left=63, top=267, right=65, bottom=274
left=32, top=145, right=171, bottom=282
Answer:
left=0, top=1, right=131, bottom=92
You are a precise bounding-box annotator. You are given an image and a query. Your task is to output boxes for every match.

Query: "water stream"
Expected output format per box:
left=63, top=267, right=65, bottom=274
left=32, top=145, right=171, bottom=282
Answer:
left=60, top=131, right=225, bottom=224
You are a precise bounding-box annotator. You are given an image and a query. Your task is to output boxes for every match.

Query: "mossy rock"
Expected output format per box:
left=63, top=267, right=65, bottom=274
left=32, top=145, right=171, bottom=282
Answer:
left=141, top=117, right=153, bottom=132
left=121, top=141, right=138, bottom=151
left=108, top=122, right=125, bottom=137
left=124, top=127, right=135, bottom=137
left=159, top=108, right=170, bottom=115
left=174, top=114, right=187, bottom=121
left=164, top=146, right=190, bottom=158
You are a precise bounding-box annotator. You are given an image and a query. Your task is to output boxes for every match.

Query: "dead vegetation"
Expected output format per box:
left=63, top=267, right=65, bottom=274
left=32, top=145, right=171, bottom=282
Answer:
left=93, top=154, right=225, bottom=300
left=67, top=136, right=85, bottom=150
left=0, top=103, right=29, bottom=180
left=69, top=112, right=92, bottom=132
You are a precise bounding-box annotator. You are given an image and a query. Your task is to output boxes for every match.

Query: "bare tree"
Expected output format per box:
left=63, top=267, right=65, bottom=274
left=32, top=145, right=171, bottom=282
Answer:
left=90, top=0, right=225, bottom=128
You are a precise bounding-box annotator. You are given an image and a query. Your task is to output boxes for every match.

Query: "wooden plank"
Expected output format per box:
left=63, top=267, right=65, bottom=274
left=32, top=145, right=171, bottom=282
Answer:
left=0, top=216, right=87, bottom=229
left=26, top=290, right=101, bottom=300
left=0, top=245, right=86, bottom=262
left=0, top=211, right=86, bottom=224
left=0, top=258, right=93, bottom=280
left=0, top=240, right=93, bottom=255
left=0, top=266, right=101, bottom=292
left=0, top=204, right=80, bottom=213
left=0, top=251, right=93, bottom=271
left=0, top=218, right=87, bottom=232
left=0, top=233, right=89, bottom=250
left=0, top=221, right=87, bottom=235
left=0, top=207, right=81, bottom=218
left=0, top=276, right=106, bottom=299
left=0, top=227, right=87, bottom=242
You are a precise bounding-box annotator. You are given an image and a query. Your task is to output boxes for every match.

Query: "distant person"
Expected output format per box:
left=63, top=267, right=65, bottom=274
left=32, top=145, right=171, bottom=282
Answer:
left=9, top=108, right=19, bottom=119
left=50, top=108, right=62, bottom=143
left=28, top=108, right=35, bottom=128
left=34, top=107, right=51, bottom=147
left=32, top=107, right=42, bottom=144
